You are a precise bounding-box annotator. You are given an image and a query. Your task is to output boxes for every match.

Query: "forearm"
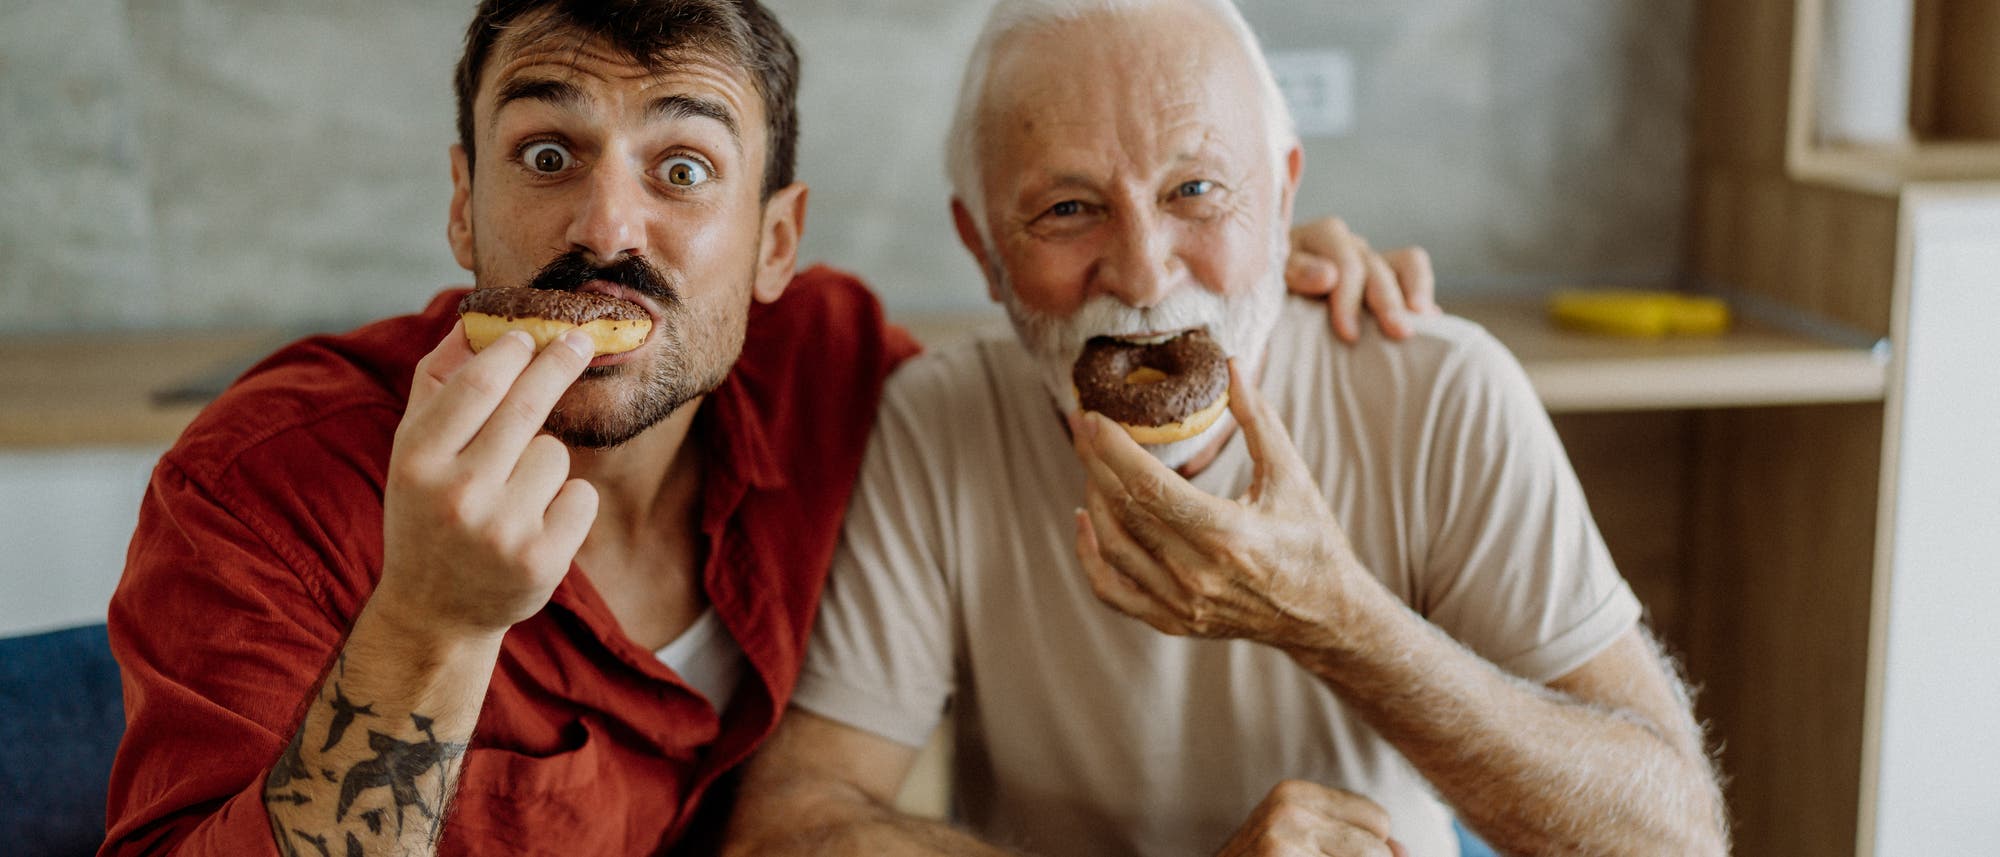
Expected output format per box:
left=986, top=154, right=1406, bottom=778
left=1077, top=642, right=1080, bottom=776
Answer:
left=1289, top=586, right=1726, bottom=856
left=261, top=598, right=501, bottom=857
left=727, top=775, right=1020, bottom=857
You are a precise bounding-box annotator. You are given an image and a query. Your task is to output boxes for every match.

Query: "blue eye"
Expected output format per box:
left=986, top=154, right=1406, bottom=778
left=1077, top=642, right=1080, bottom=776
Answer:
left=521, top=142, right=573, bottom=174
left=1177, top=180, right=1215, bottom=198
left=660, top=156, right=712, bottom=188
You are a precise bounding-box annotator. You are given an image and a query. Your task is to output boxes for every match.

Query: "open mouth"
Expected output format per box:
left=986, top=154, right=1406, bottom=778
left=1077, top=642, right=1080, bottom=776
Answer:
left=1087, top=326, right=1206, bottom=348
left=574, top=280, right=662, bottom=366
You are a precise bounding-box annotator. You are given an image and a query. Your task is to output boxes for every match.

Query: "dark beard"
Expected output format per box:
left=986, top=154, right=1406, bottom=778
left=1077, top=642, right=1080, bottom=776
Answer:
left=542, top=334, right=721, bottom=450
left=518, top=252, right=751, bottom=450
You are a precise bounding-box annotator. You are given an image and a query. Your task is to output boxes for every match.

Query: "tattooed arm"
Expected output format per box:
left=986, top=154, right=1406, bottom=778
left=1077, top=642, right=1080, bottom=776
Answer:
left=261, top=325, right=599, bottom=855
left=262, top=623, right=483, bottom=856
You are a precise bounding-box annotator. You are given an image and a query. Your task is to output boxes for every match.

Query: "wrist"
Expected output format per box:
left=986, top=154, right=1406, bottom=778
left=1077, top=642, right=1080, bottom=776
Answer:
left=1280, top=567, right=1401, bottom=674
left=355, top=592, right=508, bottom=669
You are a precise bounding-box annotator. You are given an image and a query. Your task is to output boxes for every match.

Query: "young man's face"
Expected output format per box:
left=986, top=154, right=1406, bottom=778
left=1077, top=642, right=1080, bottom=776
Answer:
left=448, top=19, right=803, bottom=448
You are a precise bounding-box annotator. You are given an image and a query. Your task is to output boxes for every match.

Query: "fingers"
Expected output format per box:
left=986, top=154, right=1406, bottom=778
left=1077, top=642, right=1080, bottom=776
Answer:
left=409, top=320, right=476, bottom=407
left=400, top=330, right=539, bottom=462
left=1225, top=362, right=1311, bottom=505
left=1383, top=246, right=1437, bottom=315
left=524, top=478, right=598, bottom=573
left=460, top=330, right=594, bottom=472
left=504, top=433, right=575, bottom=516
left=1074, top=412, right=1232, bottom=530
left=1285, top=254, right=1341, bottom=297
left=1362, top=252, right=1413, bottom=340
left=1231, top=780, right=1398, bottom=857
left=1330, top=237, right=1369, bottom=344
left=1072, top=509, right=1183, bottom=633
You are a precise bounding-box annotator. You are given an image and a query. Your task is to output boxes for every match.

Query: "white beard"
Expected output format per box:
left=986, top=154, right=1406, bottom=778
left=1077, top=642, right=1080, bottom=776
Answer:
left=996, top=228, right=1289, bottom=469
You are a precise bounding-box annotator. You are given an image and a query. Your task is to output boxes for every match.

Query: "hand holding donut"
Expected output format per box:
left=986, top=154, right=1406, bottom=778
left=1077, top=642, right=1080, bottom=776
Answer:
left=1284, top=217, right=1439, bottom=344
left=1068, top=361, right=1381, bottom=654
left=372, top=321, right=600, bottom=641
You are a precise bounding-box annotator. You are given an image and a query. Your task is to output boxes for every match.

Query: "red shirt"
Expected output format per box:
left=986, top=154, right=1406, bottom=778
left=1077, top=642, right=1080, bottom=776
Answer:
left=100, top=267, right=919, bottom=856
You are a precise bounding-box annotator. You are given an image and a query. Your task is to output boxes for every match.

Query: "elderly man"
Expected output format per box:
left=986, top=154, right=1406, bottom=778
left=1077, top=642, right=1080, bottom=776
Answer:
left=97, top=1, right=1423, bottom=856
left=724, top=1, right=1731, bottom=856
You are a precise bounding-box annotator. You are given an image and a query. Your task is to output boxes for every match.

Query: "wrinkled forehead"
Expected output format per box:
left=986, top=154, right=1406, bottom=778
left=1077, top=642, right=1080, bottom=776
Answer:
left=476, top=12, right=756, bottom=114
left=977, top=5, right=1271, bottom=169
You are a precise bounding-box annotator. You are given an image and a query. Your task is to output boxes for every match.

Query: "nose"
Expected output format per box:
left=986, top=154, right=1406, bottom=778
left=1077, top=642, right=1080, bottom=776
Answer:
left=1093, top=207, right=1176, bottom=309
left=565, top=159, right=648, bottom=262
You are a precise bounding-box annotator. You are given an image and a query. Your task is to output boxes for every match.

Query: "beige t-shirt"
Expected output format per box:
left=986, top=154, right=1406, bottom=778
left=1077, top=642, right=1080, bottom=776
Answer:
left=794, top=297, right=1641, bottom=857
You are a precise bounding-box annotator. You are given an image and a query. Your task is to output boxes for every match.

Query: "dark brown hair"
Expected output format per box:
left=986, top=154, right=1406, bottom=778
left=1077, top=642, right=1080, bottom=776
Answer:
left=452, top=0, right=800, bottom=199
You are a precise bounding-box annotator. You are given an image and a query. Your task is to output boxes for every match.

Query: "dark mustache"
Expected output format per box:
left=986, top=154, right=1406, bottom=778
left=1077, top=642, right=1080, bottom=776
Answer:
left=525, top=252, right=680, bottom=306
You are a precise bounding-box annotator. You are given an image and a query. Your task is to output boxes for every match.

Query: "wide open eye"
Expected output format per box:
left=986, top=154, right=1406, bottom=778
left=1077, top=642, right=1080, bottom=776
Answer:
left=521, top=142, right=573, bottom=174
left=660, top=156, right=712, bottom=188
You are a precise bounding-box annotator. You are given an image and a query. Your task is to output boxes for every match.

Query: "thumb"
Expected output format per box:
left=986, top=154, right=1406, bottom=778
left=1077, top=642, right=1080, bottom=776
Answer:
left=1225, top=360, right=1310, bottom=505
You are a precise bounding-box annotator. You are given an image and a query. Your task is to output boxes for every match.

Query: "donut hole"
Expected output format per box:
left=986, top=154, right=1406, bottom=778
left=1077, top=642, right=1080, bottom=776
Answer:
left=1123, top=366, right=1171, bottom=386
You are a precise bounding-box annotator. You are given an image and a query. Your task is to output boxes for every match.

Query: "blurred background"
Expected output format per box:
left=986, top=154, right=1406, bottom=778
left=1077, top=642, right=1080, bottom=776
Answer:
left=0, top=0, right=1692, bottom=331
left=3, top=2, right=1997, bottom=856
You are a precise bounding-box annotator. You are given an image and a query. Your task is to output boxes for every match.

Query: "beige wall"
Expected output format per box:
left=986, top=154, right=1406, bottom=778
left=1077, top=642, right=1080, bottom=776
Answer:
left=0, top=0, right=1692, bottom=332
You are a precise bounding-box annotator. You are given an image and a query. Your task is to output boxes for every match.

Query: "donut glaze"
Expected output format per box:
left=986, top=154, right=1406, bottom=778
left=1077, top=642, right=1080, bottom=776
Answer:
left=457, top=288, right=652, bottom=356
left=1072, top=329, right=1229, bottom=443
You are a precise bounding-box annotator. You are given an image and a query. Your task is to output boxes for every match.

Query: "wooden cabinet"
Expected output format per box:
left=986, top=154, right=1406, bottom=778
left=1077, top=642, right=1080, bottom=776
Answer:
left=1649, top=3, right=2000, bottom=854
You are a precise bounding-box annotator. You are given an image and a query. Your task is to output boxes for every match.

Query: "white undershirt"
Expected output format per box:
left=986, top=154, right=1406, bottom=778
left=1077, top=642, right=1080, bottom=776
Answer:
left=653, top=608, right=746, bottom=711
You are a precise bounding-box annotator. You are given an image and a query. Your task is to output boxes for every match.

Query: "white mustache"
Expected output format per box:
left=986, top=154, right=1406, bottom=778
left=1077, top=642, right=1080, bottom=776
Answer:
left=1011, top=288, right=1233, bottom=368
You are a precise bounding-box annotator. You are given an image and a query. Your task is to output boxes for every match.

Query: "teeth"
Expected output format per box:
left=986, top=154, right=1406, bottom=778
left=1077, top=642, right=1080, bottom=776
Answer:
left=1116, top=332, right=1177, bottom=346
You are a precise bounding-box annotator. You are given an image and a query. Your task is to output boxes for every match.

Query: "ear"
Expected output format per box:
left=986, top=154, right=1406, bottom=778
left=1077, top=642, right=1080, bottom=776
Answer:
left=1278, top=143, right=1305, bottom=226
left=951, top=198, right=1004, bottom=304
left=447, top=144, right=476, bottom=272
left=752, top=182, right=809, bottom=304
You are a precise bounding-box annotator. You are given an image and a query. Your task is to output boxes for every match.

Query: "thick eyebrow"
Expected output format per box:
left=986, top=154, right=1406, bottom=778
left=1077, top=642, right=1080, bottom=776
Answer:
left=494, top=76, right=586, bottom=115
left=490, top=77, right=742, bottom=154
left=648, top=94, right=741, bottom=146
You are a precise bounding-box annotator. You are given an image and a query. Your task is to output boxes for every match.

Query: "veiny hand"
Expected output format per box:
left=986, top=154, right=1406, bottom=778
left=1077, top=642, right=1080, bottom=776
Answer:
left=375, top=321, right=600, bottom=639
left=1069, top=361, right=1370, bottom=653
left=1285, top=217, right=1439, bottom=343
left=1214, top=780, right=1408, bottom=857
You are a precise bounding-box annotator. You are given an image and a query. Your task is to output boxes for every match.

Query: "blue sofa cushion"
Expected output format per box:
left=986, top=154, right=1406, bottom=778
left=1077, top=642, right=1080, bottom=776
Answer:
left=0, top=623, right=126, bottom=857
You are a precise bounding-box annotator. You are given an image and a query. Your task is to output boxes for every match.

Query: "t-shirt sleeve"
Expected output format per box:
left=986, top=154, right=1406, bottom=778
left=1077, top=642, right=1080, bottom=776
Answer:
left=100, top=458, right=348, bottom=857
left=791, top=368, right=959, bottom=749
left=1417, top=326, right=1642, bottom=683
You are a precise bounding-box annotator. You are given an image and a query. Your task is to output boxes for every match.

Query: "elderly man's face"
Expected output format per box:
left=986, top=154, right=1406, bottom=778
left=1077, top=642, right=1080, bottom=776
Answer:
left=955, top=3, right=1302, bottom=452
left=446, top=19, right=800, bottom=448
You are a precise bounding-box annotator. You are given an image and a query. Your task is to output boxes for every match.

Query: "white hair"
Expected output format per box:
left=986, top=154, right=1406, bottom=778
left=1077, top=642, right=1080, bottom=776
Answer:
left=943, top=0, right=1298, bottom=236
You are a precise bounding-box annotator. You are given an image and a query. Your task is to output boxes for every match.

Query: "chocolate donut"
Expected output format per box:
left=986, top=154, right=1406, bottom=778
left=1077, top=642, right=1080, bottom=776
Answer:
left=1072, top=329, right=1229, bottom=444
left=457, top=288, right=653, bottom=356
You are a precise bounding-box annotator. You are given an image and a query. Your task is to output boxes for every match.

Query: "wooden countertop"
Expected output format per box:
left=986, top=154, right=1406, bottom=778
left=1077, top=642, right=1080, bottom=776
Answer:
left=0, top=296, right=1892, bottom=449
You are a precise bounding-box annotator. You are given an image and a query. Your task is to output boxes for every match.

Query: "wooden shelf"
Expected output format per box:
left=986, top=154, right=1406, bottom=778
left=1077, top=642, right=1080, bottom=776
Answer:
left=1451, top=297, right=1890, bottom=413
left=894, top=298, right=1891, bottom=417
left=0, top=329, right=281, bottom=448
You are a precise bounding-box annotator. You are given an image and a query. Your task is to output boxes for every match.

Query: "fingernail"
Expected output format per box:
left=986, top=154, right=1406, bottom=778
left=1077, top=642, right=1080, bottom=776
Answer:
left=561, top=329, right=594, bottom=358
left=506, top=330, right=535, bottom=350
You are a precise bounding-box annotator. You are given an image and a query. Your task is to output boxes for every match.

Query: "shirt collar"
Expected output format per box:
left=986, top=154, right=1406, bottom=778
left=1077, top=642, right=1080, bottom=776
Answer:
left=697, top=364, right=788, bottom=493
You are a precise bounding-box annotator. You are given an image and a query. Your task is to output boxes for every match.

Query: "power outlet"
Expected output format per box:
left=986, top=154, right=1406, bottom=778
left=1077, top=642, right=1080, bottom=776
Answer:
left=1267, top=50, right=1356, bottom=138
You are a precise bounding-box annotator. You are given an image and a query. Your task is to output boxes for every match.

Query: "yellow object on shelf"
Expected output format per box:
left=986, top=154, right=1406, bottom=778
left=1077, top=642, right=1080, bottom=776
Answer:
left=1547, top=290, right=1732, bottom=338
